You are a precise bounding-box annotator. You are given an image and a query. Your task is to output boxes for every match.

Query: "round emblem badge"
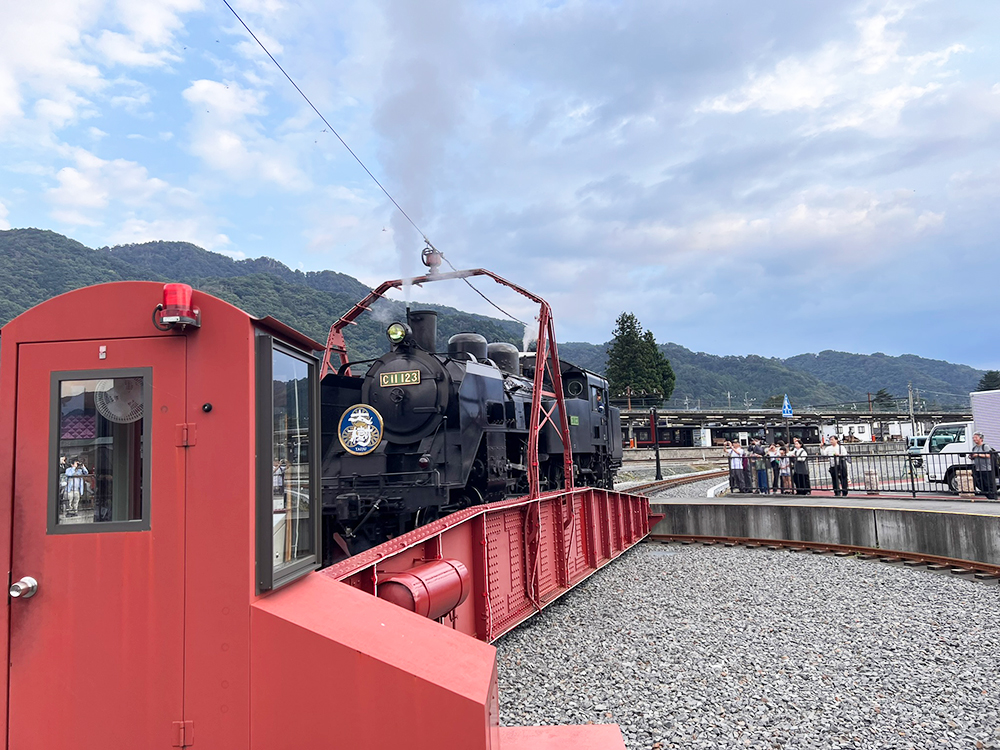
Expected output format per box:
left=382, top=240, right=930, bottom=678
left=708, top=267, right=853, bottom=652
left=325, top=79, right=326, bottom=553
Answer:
left=338, top=404, right=384, bottom=456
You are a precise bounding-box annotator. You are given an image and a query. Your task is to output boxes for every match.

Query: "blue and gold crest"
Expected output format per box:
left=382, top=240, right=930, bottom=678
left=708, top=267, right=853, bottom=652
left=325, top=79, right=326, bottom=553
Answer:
left=338, top=404, right=384, bottom=456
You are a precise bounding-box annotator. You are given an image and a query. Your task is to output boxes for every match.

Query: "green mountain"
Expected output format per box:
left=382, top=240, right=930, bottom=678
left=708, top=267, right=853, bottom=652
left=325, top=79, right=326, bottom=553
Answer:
left=0, top=228, right=984, bottom=408
left=0, top=228, right=521, bottom=361
left=782, top=351, right=981, bottom=407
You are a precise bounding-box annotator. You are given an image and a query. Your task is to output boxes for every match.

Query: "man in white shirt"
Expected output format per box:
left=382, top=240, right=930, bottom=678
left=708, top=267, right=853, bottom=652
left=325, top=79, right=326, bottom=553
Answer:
left=65, top=458, right=89, bottom=516
left=821, top=436, right=849, bottom=497
left=725, top=441, right=749, bottom=493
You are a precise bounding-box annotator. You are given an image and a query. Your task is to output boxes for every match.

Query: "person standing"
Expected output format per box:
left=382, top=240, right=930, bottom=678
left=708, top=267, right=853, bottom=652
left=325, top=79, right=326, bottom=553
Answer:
left=790, top=438, right=811, bottom=495
left=725, top=441, right=749, bottom=493
left=751, top=439, right=769, bottom=494
left=779, top=449, right=792, bottom=493
left=64, top=458, right=89, bottom=517
left=822, top=436, right=849, bottom=497
left=970, top=432, right=997, bottom=501
left=766, top=443, right=781, bottom=494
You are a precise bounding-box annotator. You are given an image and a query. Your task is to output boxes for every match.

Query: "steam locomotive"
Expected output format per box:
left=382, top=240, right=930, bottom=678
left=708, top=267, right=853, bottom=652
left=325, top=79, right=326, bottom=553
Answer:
left=320, top=309, right=622, bottom=558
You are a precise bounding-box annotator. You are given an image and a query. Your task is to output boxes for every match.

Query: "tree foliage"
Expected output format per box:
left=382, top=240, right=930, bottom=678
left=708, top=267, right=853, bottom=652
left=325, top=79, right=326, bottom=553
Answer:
left=605, top=313, right=675, bottom=400
left=977, top=370, right=1000, bottom=391
left=872, top=388, right=896, bottom=409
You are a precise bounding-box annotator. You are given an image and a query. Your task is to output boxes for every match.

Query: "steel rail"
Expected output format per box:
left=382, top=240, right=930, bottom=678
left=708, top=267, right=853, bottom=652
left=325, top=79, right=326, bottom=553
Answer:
left=649, top=534, right=1000, bottom=579
left=625, top=469, right=728, bottom=496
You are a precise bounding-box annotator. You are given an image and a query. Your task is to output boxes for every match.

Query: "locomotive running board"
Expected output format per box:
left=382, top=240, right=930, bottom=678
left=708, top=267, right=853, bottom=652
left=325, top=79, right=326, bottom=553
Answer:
left=253, top=488, right=648, bottom=749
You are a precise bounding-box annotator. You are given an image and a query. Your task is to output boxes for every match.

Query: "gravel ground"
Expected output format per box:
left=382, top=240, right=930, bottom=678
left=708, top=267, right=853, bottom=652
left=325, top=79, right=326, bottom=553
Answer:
left=646, top=477, right=727, bottom=499
left=616, top=463, right=722, bottom=487
left=496, top=543, right=1000, bottom=750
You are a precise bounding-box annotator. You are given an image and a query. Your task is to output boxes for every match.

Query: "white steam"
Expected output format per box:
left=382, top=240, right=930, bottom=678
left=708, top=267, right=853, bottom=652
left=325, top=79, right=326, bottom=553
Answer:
left=522, top=322, right=538, bottom=353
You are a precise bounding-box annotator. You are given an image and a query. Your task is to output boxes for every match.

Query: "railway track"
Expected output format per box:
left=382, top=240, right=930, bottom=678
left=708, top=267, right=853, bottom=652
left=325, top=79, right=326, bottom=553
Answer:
left=649, top=534, right=1000, bottom=580
left=623, top=469, right=728, bottom=496
left=628, top=470, right=1000, bottom=580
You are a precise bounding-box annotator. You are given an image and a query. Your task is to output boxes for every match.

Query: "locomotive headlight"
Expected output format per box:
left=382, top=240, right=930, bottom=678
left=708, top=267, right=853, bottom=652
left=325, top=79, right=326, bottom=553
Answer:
left=387, top=322, right=408, bottom=344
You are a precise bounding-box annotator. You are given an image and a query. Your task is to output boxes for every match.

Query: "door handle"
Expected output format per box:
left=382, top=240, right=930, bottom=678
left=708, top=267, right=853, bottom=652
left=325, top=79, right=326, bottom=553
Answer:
left=9, top=576, right=38, bottom=599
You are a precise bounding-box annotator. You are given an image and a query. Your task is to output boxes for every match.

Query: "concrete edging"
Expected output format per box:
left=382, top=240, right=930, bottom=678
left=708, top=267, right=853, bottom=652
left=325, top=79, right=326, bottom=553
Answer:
left=649, top=503, right=1000, bottom=567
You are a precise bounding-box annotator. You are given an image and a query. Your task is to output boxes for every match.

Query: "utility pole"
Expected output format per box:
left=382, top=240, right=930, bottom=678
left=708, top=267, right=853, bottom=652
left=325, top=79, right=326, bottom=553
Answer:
left=867, top=392, right=873, bottom=414
left=727, top=391, right=731, bottom=409
left=908, top=382, right=916, bottom=437
left=651, top=407, right=663, bottom=481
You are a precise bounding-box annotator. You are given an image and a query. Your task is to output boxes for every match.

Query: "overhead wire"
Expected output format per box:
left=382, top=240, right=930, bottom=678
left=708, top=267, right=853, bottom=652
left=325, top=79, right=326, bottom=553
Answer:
left=221, top=0, right=529, bottom=328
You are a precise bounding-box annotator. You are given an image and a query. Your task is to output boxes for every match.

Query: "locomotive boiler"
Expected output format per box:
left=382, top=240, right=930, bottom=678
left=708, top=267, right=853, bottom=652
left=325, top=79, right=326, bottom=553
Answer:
left=320, top=308, right=622, bottom=558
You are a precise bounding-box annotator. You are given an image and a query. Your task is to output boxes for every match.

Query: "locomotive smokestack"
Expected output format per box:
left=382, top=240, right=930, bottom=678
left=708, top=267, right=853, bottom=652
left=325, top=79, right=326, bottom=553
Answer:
left=407, top=309, right=438, bottom=352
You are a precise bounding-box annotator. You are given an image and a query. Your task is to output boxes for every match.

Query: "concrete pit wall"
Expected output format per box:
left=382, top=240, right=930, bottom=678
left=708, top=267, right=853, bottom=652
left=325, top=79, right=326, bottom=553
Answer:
left=650, top=504, right=1000, bottom=567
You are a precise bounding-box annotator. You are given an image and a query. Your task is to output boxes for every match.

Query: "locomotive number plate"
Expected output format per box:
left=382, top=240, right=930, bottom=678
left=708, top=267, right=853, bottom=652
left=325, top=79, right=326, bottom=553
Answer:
left=380, top=370, right=421, bottom=387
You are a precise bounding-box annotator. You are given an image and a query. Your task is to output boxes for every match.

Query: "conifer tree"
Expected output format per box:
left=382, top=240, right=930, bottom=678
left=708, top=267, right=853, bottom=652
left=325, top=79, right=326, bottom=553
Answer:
left=605, top=313, right=675, bottom=401
left=976, top=370, right=1000, bottom=391
left=872, top=388, right=895, bottom=409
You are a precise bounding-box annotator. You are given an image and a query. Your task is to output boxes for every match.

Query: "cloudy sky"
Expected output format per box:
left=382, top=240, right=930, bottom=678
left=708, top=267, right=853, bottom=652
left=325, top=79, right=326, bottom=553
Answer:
left=2, top=0, right=999, bottom=367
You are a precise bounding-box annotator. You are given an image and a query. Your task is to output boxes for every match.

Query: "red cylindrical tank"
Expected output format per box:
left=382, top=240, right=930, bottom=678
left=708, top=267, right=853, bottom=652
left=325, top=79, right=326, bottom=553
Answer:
left=377, top=559, right=471, bottom=620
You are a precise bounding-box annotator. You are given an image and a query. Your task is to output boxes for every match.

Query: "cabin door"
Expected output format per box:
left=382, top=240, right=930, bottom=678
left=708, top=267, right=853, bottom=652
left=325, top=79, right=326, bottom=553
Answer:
left=8, top=336, right=187, bottom=749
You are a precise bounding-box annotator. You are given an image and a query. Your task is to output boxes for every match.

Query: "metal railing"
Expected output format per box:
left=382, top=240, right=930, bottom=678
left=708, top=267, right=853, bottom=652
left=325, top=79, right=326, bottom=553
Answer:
left=726, top=451, right=999, bottom=499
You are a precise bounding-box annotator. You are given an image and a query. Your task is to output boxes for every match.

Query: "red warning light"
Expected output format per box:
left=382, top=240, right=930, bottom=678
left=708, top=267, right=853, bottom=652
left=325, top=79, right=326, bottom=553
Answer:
left=154, top=283, right=201, bottom=330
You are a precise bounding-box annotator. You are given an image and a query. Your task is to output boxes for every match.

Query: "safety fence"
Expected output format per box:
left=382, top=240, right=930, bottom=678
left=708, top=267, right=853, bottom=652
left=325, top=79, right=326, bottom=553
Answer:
left=726, top=451, right=1000, bottom=499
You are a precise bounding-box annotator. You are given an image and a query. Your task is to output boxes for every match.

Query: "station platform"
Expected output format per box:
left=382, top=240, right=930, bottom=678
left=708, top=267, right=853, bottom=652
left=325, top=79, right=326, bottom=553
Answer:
left=648, top=492, right=1000, bottom=569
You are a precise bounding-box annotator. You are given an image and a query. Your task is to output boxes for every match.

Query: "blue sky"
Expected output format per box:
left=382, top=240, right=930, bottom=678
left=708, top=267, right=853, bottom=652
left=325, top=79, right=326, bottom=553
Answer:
left=2, top=0, right=999, bottom=367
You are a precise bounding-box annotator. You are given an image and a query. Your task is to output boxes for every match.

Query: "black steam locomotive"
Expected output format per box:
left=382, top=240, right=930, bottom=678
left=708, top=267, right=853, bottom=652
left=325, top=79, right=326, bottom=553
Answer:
left=320, top=309, right=622, bottom=558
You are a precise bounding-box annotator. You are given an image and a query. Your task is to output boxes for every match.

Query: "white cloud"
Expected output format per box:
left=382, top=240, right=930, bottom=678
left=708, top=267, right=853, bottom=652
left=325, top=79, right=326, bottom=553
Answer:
left=0, top=0, right=201, bottom=137
left=181, top=79, right=309, bottom=189
left=700, top=8, right=967, bottom=134
left=0, top=200, right=10, bottom=230
left=107, top=218, right=234, bottom=254
left=46, top=148, right=168, bottom=223
left=90, top=30, right=178, bottom=68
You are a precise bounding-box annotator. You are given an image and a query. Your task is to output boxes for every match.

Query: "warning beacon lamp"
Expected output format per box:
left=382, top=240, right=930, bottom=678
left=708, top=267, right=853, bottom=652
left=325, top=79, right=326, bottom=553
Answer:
left=153, top=283, right=202, bottom=331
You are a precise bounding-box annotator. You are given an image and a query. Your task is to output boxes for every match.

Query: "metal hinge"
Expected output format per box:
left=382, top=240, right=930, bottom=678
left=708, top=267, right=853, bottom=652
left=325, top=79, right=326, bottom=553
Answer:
left=175, top=423, right=197, bottom=448
left=172, top=720, right=194, bottom=747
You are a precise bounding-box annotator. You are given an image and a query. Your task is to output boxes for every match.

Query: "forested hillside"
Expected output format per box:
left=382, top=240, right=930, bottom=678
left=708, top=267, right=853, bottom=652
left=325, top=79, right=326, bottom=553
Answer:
left=783, top=351, right=981, bottom=406
left=0, top=229, right=521, bottom=360
left=0, top=228, right=984, bottom=407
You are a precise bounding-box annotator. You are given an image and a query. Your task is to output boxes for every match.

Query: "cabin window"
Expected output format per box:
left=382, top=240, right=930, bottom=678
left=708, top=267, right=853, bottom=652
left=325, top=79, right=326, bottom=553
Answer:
left=49, top=369, right=151, bottom=534
left=928, top=425, right=966, bottom=454
left=256, top=336, right=321, bottom=592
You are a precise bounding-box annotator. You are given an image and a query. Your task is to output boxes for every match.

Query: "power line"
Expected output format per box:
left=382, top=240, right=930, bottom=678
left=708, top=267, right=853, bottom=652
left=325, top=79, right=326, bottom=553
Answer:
left=438, top=249, right=528, bottom=326
left=221, top=0, right=427, bottom=242
left=222, top=1, right=528, bottom=328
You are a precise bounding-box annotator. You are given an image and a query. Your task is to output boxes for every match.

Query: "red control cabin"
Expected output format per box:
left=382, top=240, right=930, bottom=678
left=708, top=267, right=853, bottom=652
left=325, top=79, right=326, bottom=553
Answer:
left=0, top=282, right=645, bottom=750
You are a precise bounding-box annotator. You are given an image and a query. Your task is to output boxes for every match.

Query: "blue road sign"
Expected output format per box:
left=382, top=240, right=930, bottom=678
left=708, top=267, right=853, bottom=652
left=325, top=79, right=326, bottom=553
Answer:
left=782, top=394, right=793, bottom=418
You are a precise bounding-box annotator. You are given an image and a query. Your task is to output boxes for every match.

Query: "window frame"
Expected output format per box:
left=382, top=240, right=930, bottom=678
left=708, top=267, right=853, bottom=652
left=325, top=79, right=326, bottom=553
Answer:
left=255, top=334, right=322, bottom=593
left=47, top=367, right=153, bottom=535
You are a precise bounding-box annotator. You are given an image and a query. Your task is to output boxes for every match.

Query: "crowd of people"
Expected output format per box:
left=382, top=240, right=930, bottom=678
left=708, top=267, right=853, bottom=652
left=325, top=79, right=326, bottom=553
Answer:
left=724, top=437, right=813, bottom=495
